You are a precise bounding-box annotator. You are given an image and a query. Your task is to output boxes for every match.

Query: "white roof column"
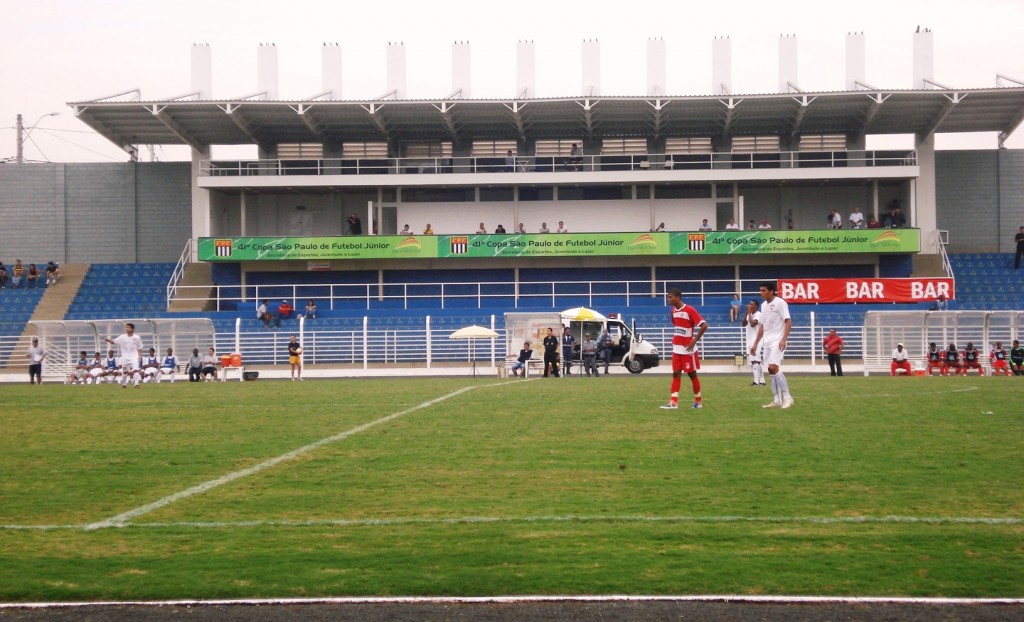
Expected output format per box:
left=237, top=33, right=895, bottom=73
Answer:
left=322, top=43, right=342, bottom=99
left=646, top=38, right=666, bottom=97
left=191, top=44, right=212, bottom=99
left=516, top=41, right=535, bottom=98
left=582, top=39, right=600, bottom=96
left=913, top=28, right=934, bottom=89
left=451, top=41, right=471, bottom=98
left=712, top=36, right=731, bottom=95
left=387, top=42, right=407, bottom=98
left=779, top=34, right=798, bottom=92
left=257, top=43, right=279, bottom=99
left=845, top=32, right=865, bottom=90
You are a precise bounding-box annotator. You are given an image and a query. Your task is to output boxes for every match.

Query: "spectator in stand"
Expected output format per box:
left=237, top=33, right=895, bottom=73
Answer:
left=399, top=224, right=412, bottom=235
left=569, top=143, right=583, bottom=170
left=990, top=341, right=1011, bottom=376
left=823, top=329, right=844, bottom=376
left=891, top=343, right=912, bottom=376
left=698, top=218, right=713, bottom=231
left=942, top=343, right=962, bottom=376
left=848, top=207, right=865, bottom=229
left=346, top=213, right=362, bottom=235
left=725, top=219, right=739, bottom=230
left=201, top=347, right=219, bottom=382
left=828, top=209, right=842, bottom=229
left=539, top=222, right=550, bottom=233
left=962, top=342, right=983, bottom=375
left=258, top=299, right=272, bottom=327
left=423, top=223, right=434, bottom=234
left=758, top=218, right=773, bottom=229
left=747, top=218, right=756, bottom=230
left=1014, top=226, right=1024, bottom=269
left=45, top=261, right=59, bottom=285
left=0, top=262, right=7, bottom=288
left=516, top=222, right=526, bottom=234
left=277, top=299, right=294, bottom=320
left=926, top=342, right=944, bottom=376
left=557, top=221, right=568, bottom=233
left=304, top=300, right=317, bottom=321
left=652, top=222, right=666, bottom=232
left=729, top=294, right=741, bottom=322
left=494, top=224, right=507, bottom=234
left=187, top=348, right=203, bottom=382
left=26, top=263, right=40, bottom=288
left=867, top=215, right=882, bottom=229
left=505, top=149, right=516, bottom=172
left=1010, top=340, right=1024, bottom=376
left=932, top=294, right=948, bottom=311
left=10, top=259, right=24, bottom=288
left=785, top=209, right=794, bottom=230
left=476, top=222, right=487, bottom=234
left=886, top=206, right=907, bottom=228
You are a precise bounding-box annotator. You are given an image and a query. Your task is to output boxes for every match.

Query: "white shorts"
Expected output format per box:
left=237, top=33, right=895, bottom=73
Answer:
left=748, top=345, right=763, bottom=364
left=120, top=357, right=139, bottom=372
left=143, top=367, right=158, bottom=376
left=160, top=367, right=175, bottom=375
left=89, top=368, right=103, bottom=378
left=763, top=343, right=786, bottom=368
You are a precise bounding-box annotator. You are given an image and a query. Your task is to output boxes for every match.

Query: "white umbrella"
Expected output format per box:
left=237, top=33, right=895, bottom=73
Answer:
left=449, top=325, right=499, bottom=377
left=559, top=306, right=608, bottom=322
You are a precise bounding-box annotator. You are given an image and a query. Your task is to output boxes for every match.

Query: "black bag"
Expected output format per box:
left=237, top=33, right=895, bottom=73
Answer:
left=242, top=371, right=259, bottom=381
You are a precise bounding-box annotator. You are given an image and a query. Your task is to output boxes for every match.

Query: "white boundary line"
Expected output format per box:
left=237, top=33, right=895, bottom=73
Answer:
left=84, top=381, right=513, bottom=530
left=3, top=595, right=1023, bottom=608
left=6, top=513, right=1021, bottom=532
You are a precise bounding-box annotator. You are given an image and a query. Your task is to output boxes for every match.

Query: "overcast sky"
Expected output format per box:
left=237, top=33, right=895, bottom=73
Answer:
left=3, top=0, right=1024, bottom=163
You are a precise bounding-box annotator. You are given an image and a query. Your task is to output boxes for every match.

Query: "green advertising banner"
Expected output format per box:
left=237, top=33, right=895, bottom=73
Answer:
left=198, top=229, right=919, bottom=261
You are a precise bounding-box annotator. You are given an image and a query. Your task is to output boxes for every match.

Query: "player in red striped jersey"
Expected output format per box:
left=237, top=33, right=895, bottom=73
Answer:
left=661, top=288, right=708, bottom=410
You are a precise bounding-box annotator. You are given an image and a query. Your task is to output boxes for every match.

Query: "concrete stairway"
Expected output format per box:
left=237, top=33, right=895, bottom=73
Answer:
left=168, top=262, right=215, bottom=312
left=7, top=264, right=89, bottom=367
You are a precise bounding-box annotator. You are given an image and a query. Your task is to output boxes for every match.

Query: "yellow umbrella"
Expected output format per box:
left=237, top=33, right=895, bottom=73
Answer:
left=559, top=306, right=608, bottom=322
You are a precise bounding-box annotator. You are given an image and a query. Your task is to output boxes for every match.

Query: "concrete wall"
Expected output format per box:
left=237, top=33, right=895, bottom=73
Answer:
left=934, top=150, right=1024, bottom=253
left=0, top=162, right=190, bottom=263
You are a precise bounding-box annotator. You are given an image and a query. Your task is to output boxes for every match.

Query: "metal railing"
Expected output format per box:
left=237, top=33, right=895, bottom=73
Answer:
left=199, top=150, right=918, bottom=177
left=166, top=238, right=193, bottom=308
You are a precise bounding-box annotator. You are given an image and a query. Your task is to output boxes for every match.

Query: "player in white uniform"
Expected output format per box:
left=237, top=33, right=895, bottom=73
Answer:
left=105, top=323, right=143, bottom=388
left=742, top=299, right=765, bottom=386
left=750, top=281, right=793, bottom=409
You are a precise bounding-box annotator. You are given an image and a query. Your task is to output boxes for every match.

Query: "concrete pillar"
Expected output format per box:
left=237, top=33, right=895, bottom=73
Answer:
left=914, top=134, right=937, bottom=250
left=779, top=34, right=798, bottom=92
left=846, top=32, right=865, bottom=90
left=582, top=39, right=600, bottom=96
left=190, top=147, right=212, bottom=261
left=712, top=36, right=731, bottom=95
left=257, top=43, right=278, bottom=99
left=913, top=28, right=934, bottom=89
left=191, top=44, right=212, bottom=99
left=452, top=41, right=471, bottom=98
left=646, top=38, right=666, bottom=97
left=322, top=43, right=342, bottom=99
left=387, top=42, right=406, bottom=98
left=516, top=41, right=535, bottom=98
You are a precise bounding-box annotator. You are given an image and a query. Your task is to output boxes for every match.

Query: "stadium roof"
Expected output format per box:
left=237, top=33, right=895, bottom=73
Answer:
left=70, top=88, right=1024, bottom=149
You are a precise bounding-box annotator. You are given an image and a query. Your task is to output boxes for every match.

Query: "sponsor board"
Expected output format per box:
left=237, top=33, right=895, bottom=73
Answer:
left=779, top=278, right=954, bottom=303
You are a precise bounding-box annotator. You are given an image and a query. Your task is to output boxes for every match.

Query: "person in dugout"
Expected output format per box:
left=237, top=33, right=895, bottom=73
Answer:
left=942, top=343, right=963, bottom=376
left=961, top=342, right=984, bottom=376
left=926, top=342, right=945, bottom=376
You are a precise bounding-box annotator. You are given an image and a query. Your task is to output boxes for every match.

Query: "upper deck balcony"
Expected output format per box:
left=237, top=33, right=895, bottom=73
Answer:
left=198, top=149, right=918, bottom=189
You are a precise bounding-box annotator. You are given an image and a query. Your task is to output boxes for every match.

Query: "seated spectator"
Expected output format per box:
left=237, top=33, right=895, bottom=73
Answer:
left=698, top=219, right=713, bottom=231
left=187, top=348, right=203, bottom=382
left=724, top=219, right=739, bottom=230
left=278, top=300, right=294, bottom=320
left=257, top=299, right=272, bottom=327
left=68, top=351, right=90, bottom=385
left=866, top=216, right=881, bottom=228
left=747, top=219, right=756, bottom=230
left=201, top=348, right=219, bottom=382
left=931, top=294, right=948, bottom=311
left=891, top=343, right=912, bottom=376
left=890, top=207, right=907, bottom=228
left=476, top=222, right=487, bottom=234
left=556, top=221, right=568, bottom=233
left=159, top=347, right=178, bottom=383
left=828, top=210, right=842, bottom=229
left=423, top=223, right=434, bottom=234
left=510, top=341, right=532, bottom=378
left=505, top=149, right=515, bottom=172
left=516, top=222, right=526, bottom=234
left=0, top=263, right=8, bottom=288
left=494, top=224, right=507, bottom=234
left=568, top=143, right=583, bottom=170
left=729, top=294, right=741, bottom=322
left=10, top=259, right=24, bottom=288
left=758, top=219, right=772, bottom=229
left=848, top=207, right=865, bottom=229
left=539, top=222, right=550, bottom=233
left=26, top=263, right=40, bottom=288
left=45, top=261, right=59, bottom=285
left=304, top=299, right=317, bottom=320
left=399, top=224, right=412, bottom=235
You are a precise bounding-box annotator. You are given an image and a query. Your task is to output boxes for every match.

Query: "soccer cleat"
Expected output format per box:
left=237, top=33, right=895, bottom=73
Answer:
left=762, top=401, right=780, bottom=408
left=781, top=397, right=794, bottom=409
left=691, top=402, right=703, bottom=409
left=750, top=382, right=759, bottom=386
left=659, top=403, right=678, bottom=410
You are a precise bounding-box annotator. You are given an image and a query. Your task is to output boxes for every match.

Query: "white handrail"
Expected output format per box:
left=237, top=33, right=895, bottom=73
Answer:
left=166, top=238, right=193, bottom=308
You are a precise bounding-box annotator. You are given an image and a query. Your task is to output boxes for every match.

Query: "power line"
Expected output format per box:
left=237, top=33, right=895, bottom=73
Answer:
left=33, top=128, right=123, bottom=161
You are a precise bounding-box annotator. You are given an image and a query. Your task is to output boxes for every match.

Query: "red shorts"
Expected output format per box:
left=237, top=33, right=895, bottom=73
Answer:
left=993, top=360, right=1009, bottom=371
left=672, top=351, right=701, bottom=374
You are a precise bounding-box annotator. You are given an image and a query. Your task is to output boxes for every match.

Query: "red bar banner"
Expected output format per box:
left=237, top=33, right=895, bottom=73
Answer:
left=778, top=278, right=955, bottom=304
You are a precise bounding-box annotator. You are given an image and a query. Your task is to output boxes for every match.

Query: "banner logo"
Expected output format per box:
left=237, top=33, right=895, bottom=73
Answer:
left=450, top=236, right=469, bottom=255
left=214, top=239, right=233, bottom=257
left=687, top=233, right=706, bottom=252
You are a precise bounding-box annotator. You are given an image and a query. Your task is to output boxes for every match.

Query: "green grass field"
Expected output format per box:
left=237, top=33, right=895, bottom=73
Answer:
left=1, top=375, right=1022, bottom=601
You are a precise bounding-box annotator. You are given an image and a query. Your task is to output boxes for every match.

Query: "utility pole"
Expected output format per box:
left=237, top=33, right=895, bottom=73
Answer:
left=16, top=114, right=23, bottom=164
